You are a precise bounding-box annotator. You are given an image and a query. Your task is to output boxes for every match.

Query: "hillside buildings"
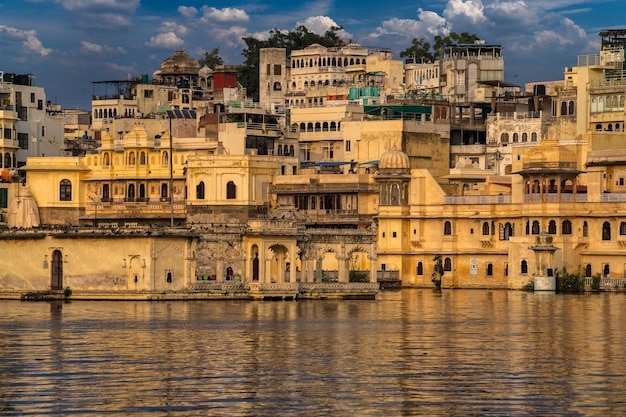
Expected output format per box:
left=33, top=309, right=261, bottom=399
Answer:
left=2, top=29, right=626, bottom=296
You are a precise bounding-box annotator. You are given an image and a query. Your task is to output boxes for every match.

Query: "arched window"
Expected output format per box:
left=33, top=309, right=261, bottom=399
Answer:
left=500, top=133, right=509, bottom=143
left=482, top=221, right=490, bottom=236
left=513, top=133, right=519, bottom=143
left=162, top=151, right=169, bottom=165
left=140, top=152, right=146, bottom=165
left=522, top=132, right=528, bottom=142
left=128, top=152, right=135, bottom=166
left=583, top=221, right=588, bottom=237
left=127, top=184, right=135, bottom=200
left=603, top=222, right=611, bottom=240
left=487, top=263, right=493, bottom=276
left=161, top=183, right=168, bottom=199
left=196, top=181, right=205, bottom=199
left=532, top=220, right=540, bottom=235
left=289, top=145, right=294, bottom=156
left=102, top=184, right=110, bottom=201
left=59, top=179, right=72, bottom=201
left=561, top=101, right=568, bottom=116
left=568, top=100, right=575, bottom=115
left=444, top=221, right=452, bottom=235
left=103, top=153, right=110, bottom=166
left=443, top=257, right=452, bottom=271
left=621, top=221, right=626, bottom=236
left=585, top=264, right=592, bottom=277
left=501, top=222, right=513, bottom=240
left=531, top=132, right=538, bottom=142
left=417, top=262, right=423, bottom=276
left=548, top=220, right=557, bottom=234
left=521, top=260, right=528, bottom=274
left=562, top=220, right=572, bottom=235
left=226, top=181, right=236, bottom=199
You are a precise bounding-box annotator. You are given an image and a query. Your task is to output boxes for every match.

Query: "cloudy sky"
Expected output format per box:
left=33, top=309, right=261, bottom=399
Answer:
left=0, top=0, right=622, bottom=110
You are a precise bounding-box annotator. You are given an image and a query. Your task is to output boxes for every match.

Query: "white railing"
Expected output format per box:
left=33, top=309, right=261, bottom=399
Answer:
left=601, top=193, right=626, bottom=202
left=444, top=195, right=511, bottom=205
left=584, top=277, right=626, bottom=289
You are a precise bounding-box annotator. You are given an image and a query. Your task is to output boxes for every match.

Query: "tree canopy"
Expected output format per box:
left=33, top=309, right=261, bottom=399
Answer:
left=238, top=25, right=345, bottom=101
left=400, top=32, right=480, bottom=63
left=198, top=47, right=223, bottom=70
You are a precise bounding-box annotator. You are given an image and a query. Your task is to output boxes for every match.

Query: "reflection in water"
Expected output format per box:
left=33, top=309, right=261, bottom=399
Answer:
left=1, top=290, right=626, bottom=416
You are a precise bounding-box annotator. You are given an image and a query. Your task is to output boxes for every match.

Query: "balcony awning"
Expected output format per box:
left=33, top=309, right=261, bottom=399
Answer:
left=364, top=104, right=431, bottom=114
left=300, top=161, right=351, bottom=167
left=359, top=160, right=379, bottom=165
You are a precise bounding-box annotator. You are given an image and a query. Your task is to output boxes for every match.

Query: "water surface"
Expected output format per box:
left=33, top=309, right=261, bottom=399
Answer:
left=1, top=290, right=625, bottom=416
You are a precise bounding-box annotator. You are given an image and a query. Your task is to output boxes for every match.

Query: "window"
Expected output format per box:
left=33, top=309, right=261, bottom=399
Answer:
left=532, top=220, right=540, bottom=235
left=161, top=183, right=168, bottom=199
left=583, top=221, right=588, bottom=237
left=0, top=188, right=7, bottom=208
left=620, top=222, right=626, bottom=236
left=487, top=263, right=493, bottom=276
left=548, top=220, right=557, bottom=235
left=522, top=133, right=528, bottom=143
left=60, top=179, right=72, bottom=201
left=18, top=132, right=28, bottom=150
left=500, top=133, right=509, bottom=143
left=392, top=232, right=397, bottom=238
left=500, top=222, right=513, bottom=240
left=482, top=222, right=490, bottom=236
left=443, top=258, right=452, bottom=272
left=226, top=181, right=236, bottom=199
left=196, top=181, right=205, bottom=199
left=585, top=264, right=592, bottom=278
left=140, top=152, right=146, bottom=165
left=274, top=64, right=281, bottom=75
left=166, top=269, right=173, bottom=283
left=521, top=260, right=528, bottom=274
left=603, top=264, right=610, bottom=277
left=417, top=262, right=423, bottom=276
left=444, top=221, right=452, bottom=235
left=127, top=184, right=135, bottom=200
left=603, top=222, right=611, bottom=240
left=513, top=133, right=519, bottom=143
left=562, top=220, right=572, bottom=235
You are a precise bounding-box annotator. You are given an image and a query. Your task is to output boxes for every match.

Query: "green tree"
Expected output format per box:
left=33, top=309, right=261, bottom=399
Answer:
left=198, top=47, right=223, bottom=70
left=399, top=38, right=433, bottom=62
left=238, top=25, right=345, bottom=101
left=399, top=32, right=480, bottom=64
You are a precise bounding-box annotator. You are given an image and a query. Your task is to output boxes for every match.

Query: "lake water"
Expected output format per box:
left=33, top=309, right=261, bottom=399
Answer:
left=1, top=289, right=626, bottom=416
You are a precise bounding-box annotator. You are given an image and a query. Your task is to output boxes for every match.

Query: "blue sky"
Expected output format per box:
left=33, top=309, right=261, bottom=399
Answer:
left=0, top=0, right=623, bottom=110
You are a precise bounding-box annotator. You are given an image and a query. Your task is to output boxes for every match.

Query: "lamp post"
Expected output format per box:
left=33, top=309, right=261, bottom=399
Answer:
left=167, top=110, right=174, bottom=227
left=89, top=189, right=101, bottom=227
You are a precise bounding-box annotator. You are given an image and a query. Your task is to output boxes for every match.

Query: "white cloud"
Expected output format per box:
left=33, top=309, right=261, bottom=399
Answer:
left=177, top=6, right=198, bottom=19
left=81, top=41, right=126, bottom=54
left=56, top=0, right=139, bottom=13
left=200, top=6, right=249, bottom=23
left=145, top=32, right=184, bottom=49
left=367, top=9, right=449, bottom=40
left=296, top=16, right=352, bottom=41
left=0, top=25, right=52, bottom=56
left=444, top=0, right=487, bottom=25
left=158, top=21, right=189, bottom=37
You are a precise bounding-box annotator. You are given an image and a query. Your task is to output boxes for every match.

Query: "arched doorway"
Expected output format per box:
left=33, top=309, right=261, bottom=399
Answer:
left=51, top=250, right=63, bottom=290
left=251, top=245, right=259, bottom=281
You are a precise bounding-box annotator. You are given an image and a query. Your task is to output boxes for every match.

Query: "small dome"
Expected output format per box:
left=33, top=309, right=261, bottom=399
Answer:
left=379, top=147, right=410, bottom=170
left=159, top=50, right=198, bottom=75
